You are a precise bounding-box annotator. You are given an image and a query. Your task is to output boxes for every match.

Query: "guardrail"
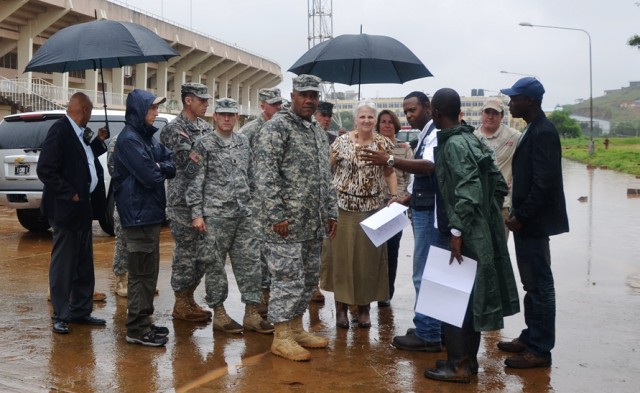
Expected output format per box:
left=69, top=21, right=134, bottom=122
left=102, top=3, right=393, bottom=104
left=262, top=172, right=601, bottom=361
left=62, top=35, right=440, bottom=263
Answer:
left=0, top=76, right=66, bottom=112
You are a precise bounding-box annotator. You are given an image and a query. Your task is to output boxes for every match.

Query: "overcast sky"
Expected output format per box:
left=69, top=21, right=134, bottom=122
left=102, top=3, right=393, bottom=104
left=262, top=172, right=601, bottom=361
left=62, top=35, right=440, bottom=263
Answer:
left=122, top=0, right=640, bottom=108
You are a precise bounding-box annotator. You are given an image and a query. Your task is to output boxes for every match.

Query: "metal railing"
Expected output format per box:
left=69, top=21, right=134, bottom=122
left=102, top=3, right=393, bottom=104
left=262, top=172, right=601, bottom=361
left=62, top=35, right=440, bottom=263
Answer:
left=0, top=76, right=66, bottom=112
left=2, top=76, right=260, bottom=117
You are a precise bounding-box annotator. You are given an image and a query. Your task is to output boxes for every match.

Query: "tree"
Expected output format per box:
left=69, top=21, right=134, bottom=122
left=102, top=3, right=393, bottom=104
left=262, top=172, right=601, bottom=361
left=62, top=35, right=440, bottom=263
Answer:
left=548, top=110, right=582, bottom=138
left=338, top=110, right=354, bottom=131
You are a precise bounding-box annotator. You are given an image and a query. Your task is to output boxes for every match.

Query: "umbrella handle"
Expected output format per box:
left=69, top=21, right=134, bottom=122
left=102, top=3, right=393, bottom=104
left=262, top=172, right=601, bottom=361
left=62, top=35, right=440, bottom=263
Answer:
left=99, top=59, right=110, bottom=139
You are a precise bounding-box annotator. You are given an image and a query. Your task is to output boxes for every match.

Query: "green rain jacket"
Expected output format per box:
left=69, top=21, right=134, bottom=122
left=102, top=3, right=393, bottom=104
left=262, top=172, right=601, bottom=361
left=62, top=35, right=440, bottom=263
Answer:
left=435, top=124, right=520, bottom=331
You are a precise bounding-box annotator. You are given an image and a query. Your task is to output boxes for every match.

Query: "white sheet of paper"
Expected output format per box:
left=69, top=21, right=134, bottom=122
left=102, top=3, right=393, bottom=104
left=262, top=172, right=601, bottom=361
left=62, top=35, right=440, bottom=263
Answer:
left=359, top=202, right=410, bottom=247
left=415, top=246, right=477, bottom=328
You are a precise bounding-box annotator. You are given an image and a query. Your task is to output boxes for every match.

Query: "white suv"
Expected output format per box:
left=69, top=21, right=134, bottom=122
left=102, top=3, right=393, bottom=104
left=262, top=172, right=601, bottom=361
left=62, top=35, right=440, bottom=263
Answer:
left=0, top=109, right=175, bottom=234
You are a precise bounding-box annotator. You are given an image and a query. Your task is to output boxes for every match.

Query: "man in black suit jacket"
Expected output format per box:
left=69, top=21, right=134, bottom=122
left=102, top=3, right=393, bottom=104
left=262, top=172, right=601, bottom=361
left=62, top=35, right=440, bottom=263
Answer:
left=37, top=92, right=108, bottom=334
left=498, top=78, right=569, bottom=368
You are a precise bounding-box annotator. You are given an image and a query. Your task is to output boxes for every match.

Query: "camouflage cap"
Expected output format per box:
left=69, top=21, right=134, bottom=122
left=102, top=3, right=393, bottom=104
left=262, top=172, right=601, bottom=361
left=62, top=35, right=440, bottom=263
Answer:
left=181, top=82, right=212, bottom=99
left=316, top=101, right=334, bottom=115
left=292, top=74, right=322, bottom=92
left=259, top=88, right=283, bottom=104
left=214, top=97, right=239, bottom=114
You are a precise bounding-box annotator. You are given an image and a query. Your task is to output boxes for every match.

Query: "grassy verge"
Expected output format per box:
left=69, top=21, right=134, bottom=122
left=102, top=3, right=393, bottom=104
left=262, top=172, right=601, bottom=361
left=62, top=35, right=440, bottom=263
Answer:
left=561, top=137, right=640, bottom=176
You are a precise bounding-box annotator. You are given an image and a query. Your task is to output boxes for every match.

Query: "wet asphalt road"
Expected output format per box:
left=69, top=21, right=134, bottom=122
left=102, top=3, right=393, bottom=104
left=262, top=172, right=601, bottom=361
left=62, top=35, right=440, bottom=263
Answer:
left=0, top=159, right=639, bottom=392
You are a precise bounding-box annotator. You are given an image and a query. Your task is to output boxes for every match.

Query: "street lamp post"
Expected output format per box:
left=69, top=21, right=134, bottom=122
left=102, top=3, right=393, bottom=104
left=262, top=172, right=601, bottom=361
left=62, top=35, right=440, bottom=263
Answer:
left=519, top=22, right=594, bottom=153
left=500, top=70, right=538, bottom=78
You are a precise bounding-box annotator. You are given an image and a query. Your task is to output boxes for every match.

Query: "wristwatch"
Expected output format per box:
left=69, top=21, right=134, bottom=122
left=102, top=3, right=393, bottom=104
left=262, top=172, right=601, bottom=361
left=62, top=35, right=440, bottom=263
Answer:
left=386, top=155, right=395, bottom=167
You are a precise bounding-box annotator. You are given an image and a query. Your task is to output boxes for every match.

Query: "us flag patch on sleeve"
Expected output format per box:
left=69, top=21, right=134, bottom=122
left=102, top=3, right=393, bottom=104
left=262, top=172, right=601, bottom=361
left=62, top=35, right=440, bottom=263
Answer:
left=189, top=151, right=201, bottom=163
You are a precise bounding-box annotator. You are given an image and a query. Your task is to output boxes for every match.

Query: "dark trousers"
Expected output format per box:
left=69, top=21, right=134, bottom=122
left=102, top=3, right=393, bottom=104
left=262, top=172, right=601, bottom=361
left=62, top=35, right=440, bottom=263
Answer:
left=513, top=234, right=555, bottom=357
left=122, top=224, right=161, bottom=337
left=442, top=294, right=481, bottom=369
left=386, top=230, right=403, bottom=299
left=49, top=222, right=95, bottom=322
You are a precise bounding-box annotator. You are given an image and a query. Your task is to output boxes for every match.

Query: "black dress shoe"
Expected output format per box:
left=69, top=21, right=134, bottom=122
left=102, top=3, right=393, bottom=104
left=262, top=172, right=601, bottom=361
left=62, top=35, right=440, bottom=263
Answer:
left=52, top=321, right=69, bottom=334
left=69, top=315, right=106, bottom=326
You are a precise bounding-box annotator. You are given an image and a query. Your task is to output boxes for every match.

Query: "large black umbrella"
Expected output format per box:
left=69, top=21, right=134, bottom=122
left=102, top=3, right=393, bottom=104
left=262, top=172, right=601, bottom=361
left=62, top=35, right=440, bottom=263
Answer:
left=288, top=33, right=433, bottom=98
left=25, top=19, right=179, bottom=131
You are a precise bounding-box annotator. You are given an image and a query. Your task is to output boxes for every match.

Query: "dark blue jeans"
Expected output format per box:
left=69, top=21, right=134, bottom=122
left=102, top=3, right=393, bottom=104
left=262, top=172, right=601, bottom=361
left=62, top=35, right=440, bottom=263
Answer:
left=411, top=208, right=449, bottom=343
left=513, top=234, right=556, bottom=357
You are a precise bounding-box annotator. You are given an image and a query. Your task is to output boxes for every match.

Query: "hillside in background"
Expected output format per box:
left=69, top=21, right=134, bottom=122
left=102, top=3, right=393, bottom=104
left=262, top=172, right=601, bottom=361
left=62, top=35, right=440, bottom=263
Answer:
left=563, top=82, right=640, bottom=135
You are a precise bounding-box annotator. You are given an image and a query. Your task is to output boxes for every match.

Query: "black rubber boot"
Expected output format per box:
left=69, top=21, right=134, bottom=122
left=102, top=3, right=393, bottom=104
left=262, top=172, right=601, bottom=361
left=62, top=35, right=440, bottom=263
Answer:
left=424, top=323, right=472, bottom=383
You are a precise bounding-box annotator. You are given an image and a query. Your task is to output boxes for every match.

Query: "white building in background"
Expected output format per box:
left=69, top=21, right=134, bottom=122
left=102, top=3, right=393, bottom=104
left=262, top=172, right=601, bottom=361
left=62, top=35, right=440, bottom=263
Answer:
left=331, top=90, right=525, bottom=131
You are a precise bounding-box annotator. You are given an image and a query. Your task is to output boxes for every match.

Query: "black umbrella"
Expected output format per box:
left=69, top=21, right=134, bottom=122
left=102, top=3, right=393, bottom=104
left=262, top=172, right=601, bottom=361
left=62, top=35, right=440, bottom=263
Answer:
left=288, top=33, right=433, bottom=98
left=25, top=19, right=179, bottom=132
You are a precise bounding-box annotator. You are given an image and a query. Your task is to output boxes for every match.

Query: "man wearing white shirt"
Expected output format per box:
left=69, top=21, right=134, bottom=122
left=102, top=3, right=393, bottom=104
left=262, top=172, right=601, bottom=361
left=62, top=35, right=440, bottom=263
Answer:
left=38, top=93, right=108, bottom=334
left=362, top=91, right=449, bottom=352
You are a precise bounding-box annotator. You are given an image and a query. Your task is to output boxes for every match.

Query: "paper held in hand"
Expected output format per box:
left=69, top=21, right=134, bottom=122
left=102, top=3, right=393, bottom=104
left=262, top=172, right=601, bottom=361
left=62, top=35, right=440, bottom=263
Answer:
left=415, top=246, right=477, bottom=328
left=359, top=202, right=411, bottom=247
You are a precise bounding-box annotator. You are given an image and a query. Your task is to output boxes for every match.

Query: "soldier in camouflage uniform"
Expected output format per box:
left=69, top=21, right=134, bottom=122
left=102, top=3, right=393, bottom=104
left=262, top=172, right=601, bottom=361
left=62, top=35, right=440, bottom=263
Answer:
left=239, top=87, right=283, bottom=148
left=238, top=87, right=283, bottom=315
left=254, top=75, right=338, bottom=361
left=159, top=83, right=213, bottom=323
left=107, top=136, right=128, bottom=297
left=185, top=98, right=273, bottom=335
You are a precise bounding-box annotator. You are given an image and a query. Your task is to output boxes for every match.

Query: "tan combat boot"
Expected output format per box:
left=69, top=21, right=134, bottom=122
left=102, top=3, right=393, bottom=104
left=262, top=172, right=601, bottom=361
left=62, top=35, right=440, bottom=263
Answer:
left=115, top=273, right=128, bottom=297
left=213, top=304, right=243, bottom=333
left=290, top=315, right=329, bottom=348
left=243, top=304, right=274, bottom=334
left=256, top=288, right=270, bottom=317
left=172, top=290, right=210, bottom=322
left=186, top=285, right=212, bottom=319
left=271, top=322, right=311, bottom=361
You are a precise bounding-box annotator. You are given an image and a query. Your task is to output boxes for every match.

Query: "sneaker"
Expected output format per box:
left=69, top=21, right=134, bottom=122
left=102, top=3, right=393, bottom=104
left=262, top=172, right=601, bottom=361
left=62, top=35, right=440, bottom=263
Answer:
left=392, top=332, right=441, bottom=352
left=126, top=331, right=168, bottom=347
left=151, top=324, right=170, bottom=338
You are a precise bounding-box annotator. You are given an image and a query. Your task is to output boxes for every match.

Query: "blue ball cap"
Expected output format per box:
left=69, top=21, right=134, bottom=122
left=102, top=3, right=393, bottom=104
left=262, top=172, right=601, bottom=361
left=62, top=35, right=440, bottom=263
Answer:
left=500, top=77, right=545, bottom=100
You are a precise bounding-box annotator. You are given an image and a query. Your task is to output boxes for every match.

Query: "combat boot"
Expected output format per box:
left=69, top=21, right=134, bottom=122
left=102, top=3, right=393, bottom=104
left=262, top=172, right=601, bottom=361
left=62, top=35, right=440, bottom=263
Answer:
left=271, top=322, right=311, bottom=361
left=172, top=290, right=210, bottom=322
left=115, top=273, right=128, bottom=297
left=186, top=285, right=212, bottom=319
left=213, top=304, right=243, bottom=333
left=290, top=315, right=329, bottom=348
left=243, top=304, right=274, bottom=334
left=256, top=288, right=269, bottom=317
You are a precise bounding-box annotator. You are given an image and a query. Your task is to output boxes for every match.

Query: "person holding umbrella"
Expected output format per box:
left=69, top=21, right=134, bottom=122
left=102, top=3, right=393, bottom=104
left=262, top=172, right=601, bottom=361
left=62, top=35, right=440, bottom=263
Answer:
left=322, top=100, right=397, bottom=329
left=113, top=89, right=176, bottom=347
left=37, top=92, right=109, bottom=335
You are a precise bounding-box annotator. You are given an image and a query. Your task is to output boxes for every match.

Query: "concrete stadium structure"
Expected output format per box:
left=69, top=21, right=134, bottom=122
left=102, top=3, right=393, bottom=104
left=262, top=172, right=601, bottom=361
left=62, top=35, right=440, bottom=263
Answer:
left=0, top=0, right=282, bottom=118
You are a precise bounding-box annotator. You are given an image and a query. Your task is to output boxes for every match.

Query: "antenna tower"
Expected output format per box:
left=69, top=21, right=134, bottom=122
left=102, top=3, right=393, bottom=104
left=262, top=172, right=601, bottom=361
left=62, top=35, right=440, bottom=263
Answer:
left=307, top=0, right=342, bottom=129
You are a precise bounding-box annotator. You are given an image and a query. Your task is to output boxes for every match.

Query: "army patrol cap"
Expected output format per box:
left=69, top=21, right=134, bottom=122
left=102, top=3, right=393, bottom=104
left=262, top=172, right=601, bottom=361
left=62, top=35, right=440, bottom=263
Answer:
left=181, top=83, right=212, bottom=99
left=259, top=88, right=283, bottom=104
left=316, top=101, right=334, bottom=115
left=214, top=98, right=239, bottom=114
left=292, top=74, right=322, bottom=92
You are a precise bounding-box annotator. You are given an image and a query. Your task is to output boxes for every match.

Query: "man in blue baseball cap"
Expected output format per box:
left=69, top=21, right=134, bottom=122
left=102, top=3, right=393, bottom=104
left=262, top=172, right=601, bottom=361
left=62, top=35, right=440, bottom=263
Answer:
left=496, top=78, right=569, bottom=369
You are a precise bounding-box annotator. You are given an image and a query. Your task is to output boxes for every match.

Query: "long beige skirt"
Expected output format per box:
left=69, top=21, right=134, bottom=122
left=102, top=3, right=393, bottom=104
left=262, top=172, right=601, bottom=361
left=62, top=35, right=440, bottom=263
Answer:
left=321, top=208, right=389, bottom=305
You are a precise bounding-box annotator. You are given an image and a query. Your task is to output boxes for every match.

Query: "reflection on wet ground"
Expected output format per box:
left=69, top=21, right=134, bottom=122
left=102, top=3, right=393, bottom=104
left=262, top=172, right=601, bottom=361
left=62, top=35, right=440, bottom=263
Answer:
left=0, top=159, right=639, bottom=392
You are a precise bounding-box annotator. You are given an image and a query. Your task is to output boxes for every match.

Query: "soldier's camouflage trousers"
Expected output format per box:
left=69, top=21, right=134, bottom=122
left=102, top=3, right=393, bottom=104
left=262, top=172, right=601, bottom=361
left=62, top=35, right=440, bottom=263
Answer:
left=169, top=218, right=207, bottom=292
left=201, top=215, right=262, bottom=307
left=263, top=239, right=322, bottom=323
